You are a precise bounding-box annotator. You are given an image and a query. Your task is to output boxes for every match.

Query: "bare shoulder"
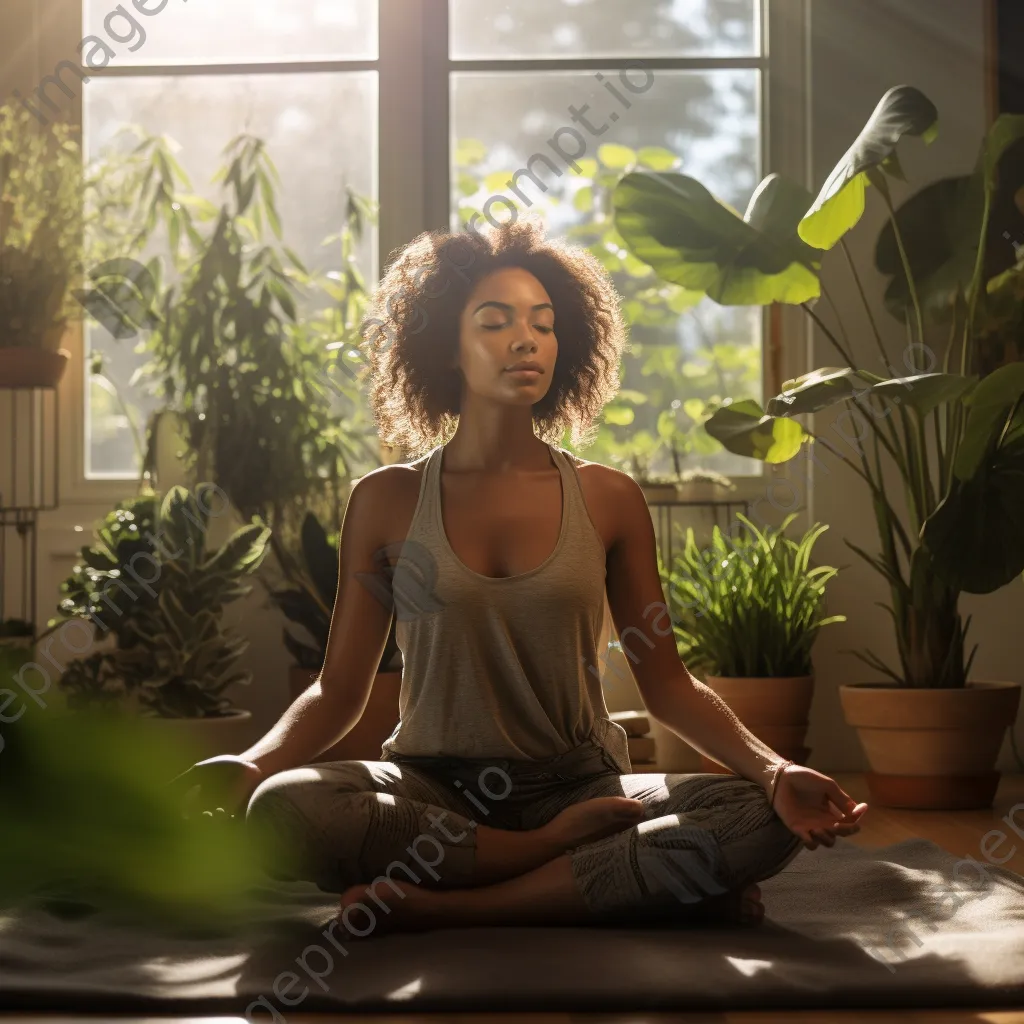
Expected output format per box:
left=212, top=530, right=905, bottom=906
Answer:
left=562, top=450, right=647, bottom=548
left=346, top=454, right=431, bottom=538
left=565, top=450, right=642, bottom=501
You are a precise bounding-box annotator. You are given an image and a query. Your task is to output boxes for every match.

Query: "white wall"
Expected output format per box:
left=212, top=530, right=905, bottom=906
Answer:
left=804, top=0, right=1024, bottom=774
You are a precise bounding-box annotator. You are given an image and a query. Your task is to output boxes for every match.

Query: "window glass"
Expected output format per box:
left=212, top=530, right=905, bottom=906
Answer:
left=451, top=0, right=759, bottom=60
left=82, top=0, right=378, bottom=64
left=84, top=72, right=377, bottom=477
left=452, top=68, right=762, bottom=477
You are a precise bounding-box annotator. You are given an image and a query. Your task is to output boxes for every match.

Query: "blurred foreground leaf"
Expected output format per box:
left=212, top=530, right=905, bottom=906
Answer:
left=0, top=696, right=294, bottom=933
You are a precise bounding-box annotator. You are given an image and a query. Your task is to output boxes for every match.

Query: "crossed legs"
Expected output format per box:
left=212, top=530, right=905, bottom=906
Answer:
left=247, top=759, right=802, bottom=938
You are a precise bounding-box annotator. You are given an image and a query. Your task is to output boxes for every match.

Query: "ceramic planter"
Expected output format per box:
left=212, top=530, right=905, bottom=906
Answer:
left=698, top=674, right=815, bottom=775
left=0, top=347, right=70, bottom=389
left=839, top=681, right=1021, bottom=809
left=145, top=708, right=254, bottom=773
left=288, top=666, right=401, bottom=763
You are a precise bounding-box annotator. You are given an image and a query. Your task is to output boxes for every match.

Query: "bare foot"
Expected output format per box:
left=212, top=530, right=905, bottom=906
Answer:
left=542, top=796, right=646, bottom=852
left=336, top=880, right=436, bottom=939
left=695, top=883, right=764, bottom=927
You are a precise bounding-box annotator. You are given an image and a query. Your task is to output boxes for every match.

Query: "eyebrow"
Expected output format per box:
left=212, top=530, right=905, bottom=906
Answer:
left=472, top=301, right=554, bottom=316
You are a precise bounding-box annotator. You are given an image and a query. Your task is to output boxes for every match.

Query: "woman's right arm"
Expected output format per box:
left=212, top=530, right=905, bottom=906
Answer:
left=240, top=468, right=401, bottom=778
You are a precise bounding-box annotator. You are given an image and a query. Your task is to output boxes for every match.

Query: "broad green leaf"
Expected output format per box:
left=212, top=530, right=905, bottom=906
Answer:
left=575, top=157, right=598, bottom=179
left=953, top=361, right=1024, bottom=480
left=667, top=285, right=705, bottom=312
left=924, top=430, right=1024, bottom=593
left=799, top=85, right=939, bottom=250
left=876, top=113, right=1024, bottom=324
left=981, top=113, right=1024, bottom=187
left=768, top=367, right=886, bottom=416
left=483, top=170, right=515, bottom=193
left=603, top=404, right=635, bottom=426
left=573, top=186, right=594, bottom=213
left=875, top=175, right=982, bottom=323
left=612, top=170, right=821, bottom=305
left=683, top=398, right=706, bottom=422
left=769, top=367, right=972, bottom=418
left=638, top=146, right=680, bottom=171
left=704, top=398, right=810, bottom=463
left=454, top=138, right=487, bottom=167
left=598, top=143, right=637, bottom=170
left=868, top=373, right=975, bottom=416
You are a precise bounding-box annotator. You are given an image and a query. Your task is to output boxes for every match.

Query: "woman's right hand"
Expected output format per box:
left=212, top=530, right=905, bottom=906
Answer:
left=169, top=754, right=265, bottom=820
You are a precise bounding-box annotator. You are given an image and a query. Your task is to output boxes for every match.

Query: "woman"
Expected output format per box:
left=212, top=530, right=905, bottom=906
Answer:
left=180, top=217, right=867, bottom=938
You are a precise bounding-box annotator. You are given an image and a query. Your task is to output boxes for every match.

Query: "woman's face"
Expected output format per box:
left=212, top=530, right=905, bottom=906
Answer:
left=454, top=266, right=557, bottom=406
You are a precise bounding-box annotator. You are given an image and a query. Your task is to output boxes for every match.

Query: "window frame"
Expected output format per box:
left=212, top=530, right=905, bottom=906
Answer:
left=34, top=0, right=808, bottom=506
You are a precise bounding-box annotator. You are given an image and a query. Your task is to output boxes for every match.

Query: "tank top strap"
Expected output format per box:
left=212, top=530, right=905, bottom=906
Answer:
left=548, top=444, right=587, bottom=522
left=400, top=444, right=444, bottom=546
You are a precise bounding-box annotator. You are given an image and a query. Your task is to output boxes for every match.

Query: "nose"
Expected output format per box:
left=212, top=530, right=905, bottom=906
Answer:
left=510, top=327, right=539, bottom=353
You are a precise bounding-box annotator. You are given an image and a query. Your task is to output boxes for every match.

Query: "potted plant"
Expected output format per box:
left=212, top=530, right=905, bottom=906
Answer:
left=0, top=101, right=82, bottom=387
left=0, top=617, right=35, bottom=648
left=674, top=467, right=735, bottom=503
left=269, top=510, right=402, bottom=762
left=613, top=85, right=1024, bottom=808
left=87, top=129, right=382, bottom=571
left=662, top=513, right=845, bottom=774
left=50, top=484, right=270, bottom=768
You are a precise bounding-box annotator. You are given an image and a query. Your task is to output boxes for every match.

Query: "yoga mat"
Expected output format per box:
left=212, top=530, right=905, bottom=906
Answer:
left=1, top=836, right=1023, bottom=1015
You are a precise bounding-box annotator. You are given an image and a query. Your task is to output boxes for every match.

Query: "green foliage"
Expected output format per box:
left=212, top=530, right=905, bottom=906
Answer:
left=86, top=128, right=382, bottom=577
left=614, top=84, right=1024, bottom=687
left=0, top=700, right=287, bottom=928
left=661, top=513, right=845, bottom=678
left=0, top=100, right=141, bottom=350
left=612, top=171, right=821, bottom=304
left=0, top=101, right=84, bottom=350
left=51, top=485, right=271, bottom=718
left=268, top=510, right=401, bottom=673
left=798, top=85, right=939, bottom=250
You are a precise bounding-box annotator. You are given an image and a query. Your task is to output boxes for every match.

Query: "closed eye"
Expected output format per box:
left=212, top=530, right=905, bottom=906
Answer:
left=482, top=324, right=555, bottom=333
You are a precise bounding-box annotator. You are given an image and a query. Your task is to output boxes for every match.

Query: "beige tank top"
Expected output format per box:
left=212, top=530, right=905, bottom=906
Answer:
left=379, top=441, right=631, bottom=773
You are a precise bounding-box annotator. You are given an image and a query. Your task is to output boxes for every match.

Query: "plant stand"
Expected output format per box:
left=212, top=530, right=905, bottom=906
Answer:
left=640, top=491, right=751, bottom=570
left=0, top=381, right=61, bottom=641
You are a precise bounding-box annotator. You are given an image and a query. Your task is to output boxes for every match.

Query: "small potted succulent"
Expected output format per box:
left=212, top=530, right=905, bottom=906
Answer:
left=50, top=484, right=270, bottom=766
left=661, top=513, right=846, bottom=773
left=269, top=510, right=402, bottom=762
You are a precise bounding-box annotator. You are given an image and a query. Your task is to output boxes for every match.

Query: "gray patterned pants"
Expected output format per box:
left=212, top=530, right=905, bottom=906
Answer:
left=245, top=738, right=804, bottom=925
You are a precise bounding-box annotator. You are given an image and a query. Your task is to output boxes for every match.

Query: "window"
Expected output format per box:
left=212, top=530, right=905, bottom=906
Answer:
left=80, top=0, right=378, bottom=480
left=66, top=0, right=799, bottom=493
left=446, top=0, right=765, bottom=478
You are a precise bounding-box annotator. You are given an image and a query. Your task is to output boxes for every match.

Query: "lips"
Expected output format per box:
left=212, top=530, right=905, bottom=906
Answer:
left=505, top=362, right=544, bottom=374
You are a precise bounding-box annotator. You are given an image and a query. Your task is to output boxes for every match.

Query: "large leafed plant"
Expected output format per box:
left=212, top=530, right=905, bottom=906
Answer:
left=612, top=85, right=1024, bottom=689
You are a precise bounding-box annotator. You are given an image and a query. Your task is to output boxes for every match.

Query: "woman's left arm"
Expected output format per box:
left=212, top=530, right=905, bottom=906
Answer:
left=599, top=469, right=868, bottom=846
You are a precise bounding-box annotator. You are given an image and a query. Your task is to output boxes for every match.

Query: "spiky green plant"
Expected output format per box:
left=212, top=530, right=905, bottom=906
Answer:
left=661, top=513, right=846, bottom=678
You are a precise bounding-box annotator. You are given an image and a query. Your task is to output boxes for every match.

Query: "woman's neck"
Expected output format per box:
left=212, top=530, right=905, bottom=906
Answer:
left=444, top=403, right=548, bottom=475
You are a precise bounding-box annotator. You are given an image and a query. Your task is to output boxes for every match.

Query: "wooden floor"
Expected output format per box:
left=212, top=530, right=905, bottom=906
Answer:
left=4, top=772, right=1023, bottom=1024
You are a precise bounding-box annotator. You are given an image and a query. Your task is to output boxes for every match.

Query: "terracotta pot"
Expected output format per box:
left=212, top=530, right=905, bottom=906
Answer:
left=288, top=666, right=402, bottom=763
left=144, top=708, right=254, bottom=772
left=839, top=681, right=1022, bottom=809
left=699, top=675, right=815, bottom=775
left=0, top=347, right=70, bottom=388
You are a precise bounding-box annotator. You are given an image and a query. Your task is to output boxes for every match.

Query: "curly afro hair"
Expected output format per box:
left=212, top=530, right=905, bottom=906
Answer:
left=359, top=216, right=628, bottom=458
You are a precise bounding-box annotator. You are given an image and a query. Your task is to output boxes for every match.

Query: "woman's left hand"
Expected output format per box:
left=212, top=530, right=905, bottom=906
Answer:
left=770, top=764, right=869, bottom=850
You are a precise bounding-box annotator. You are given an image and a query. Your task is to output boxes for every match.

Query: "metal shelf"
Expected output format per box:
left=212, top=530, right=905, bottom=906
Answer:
left=0, top=384, right=61, bottom=641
